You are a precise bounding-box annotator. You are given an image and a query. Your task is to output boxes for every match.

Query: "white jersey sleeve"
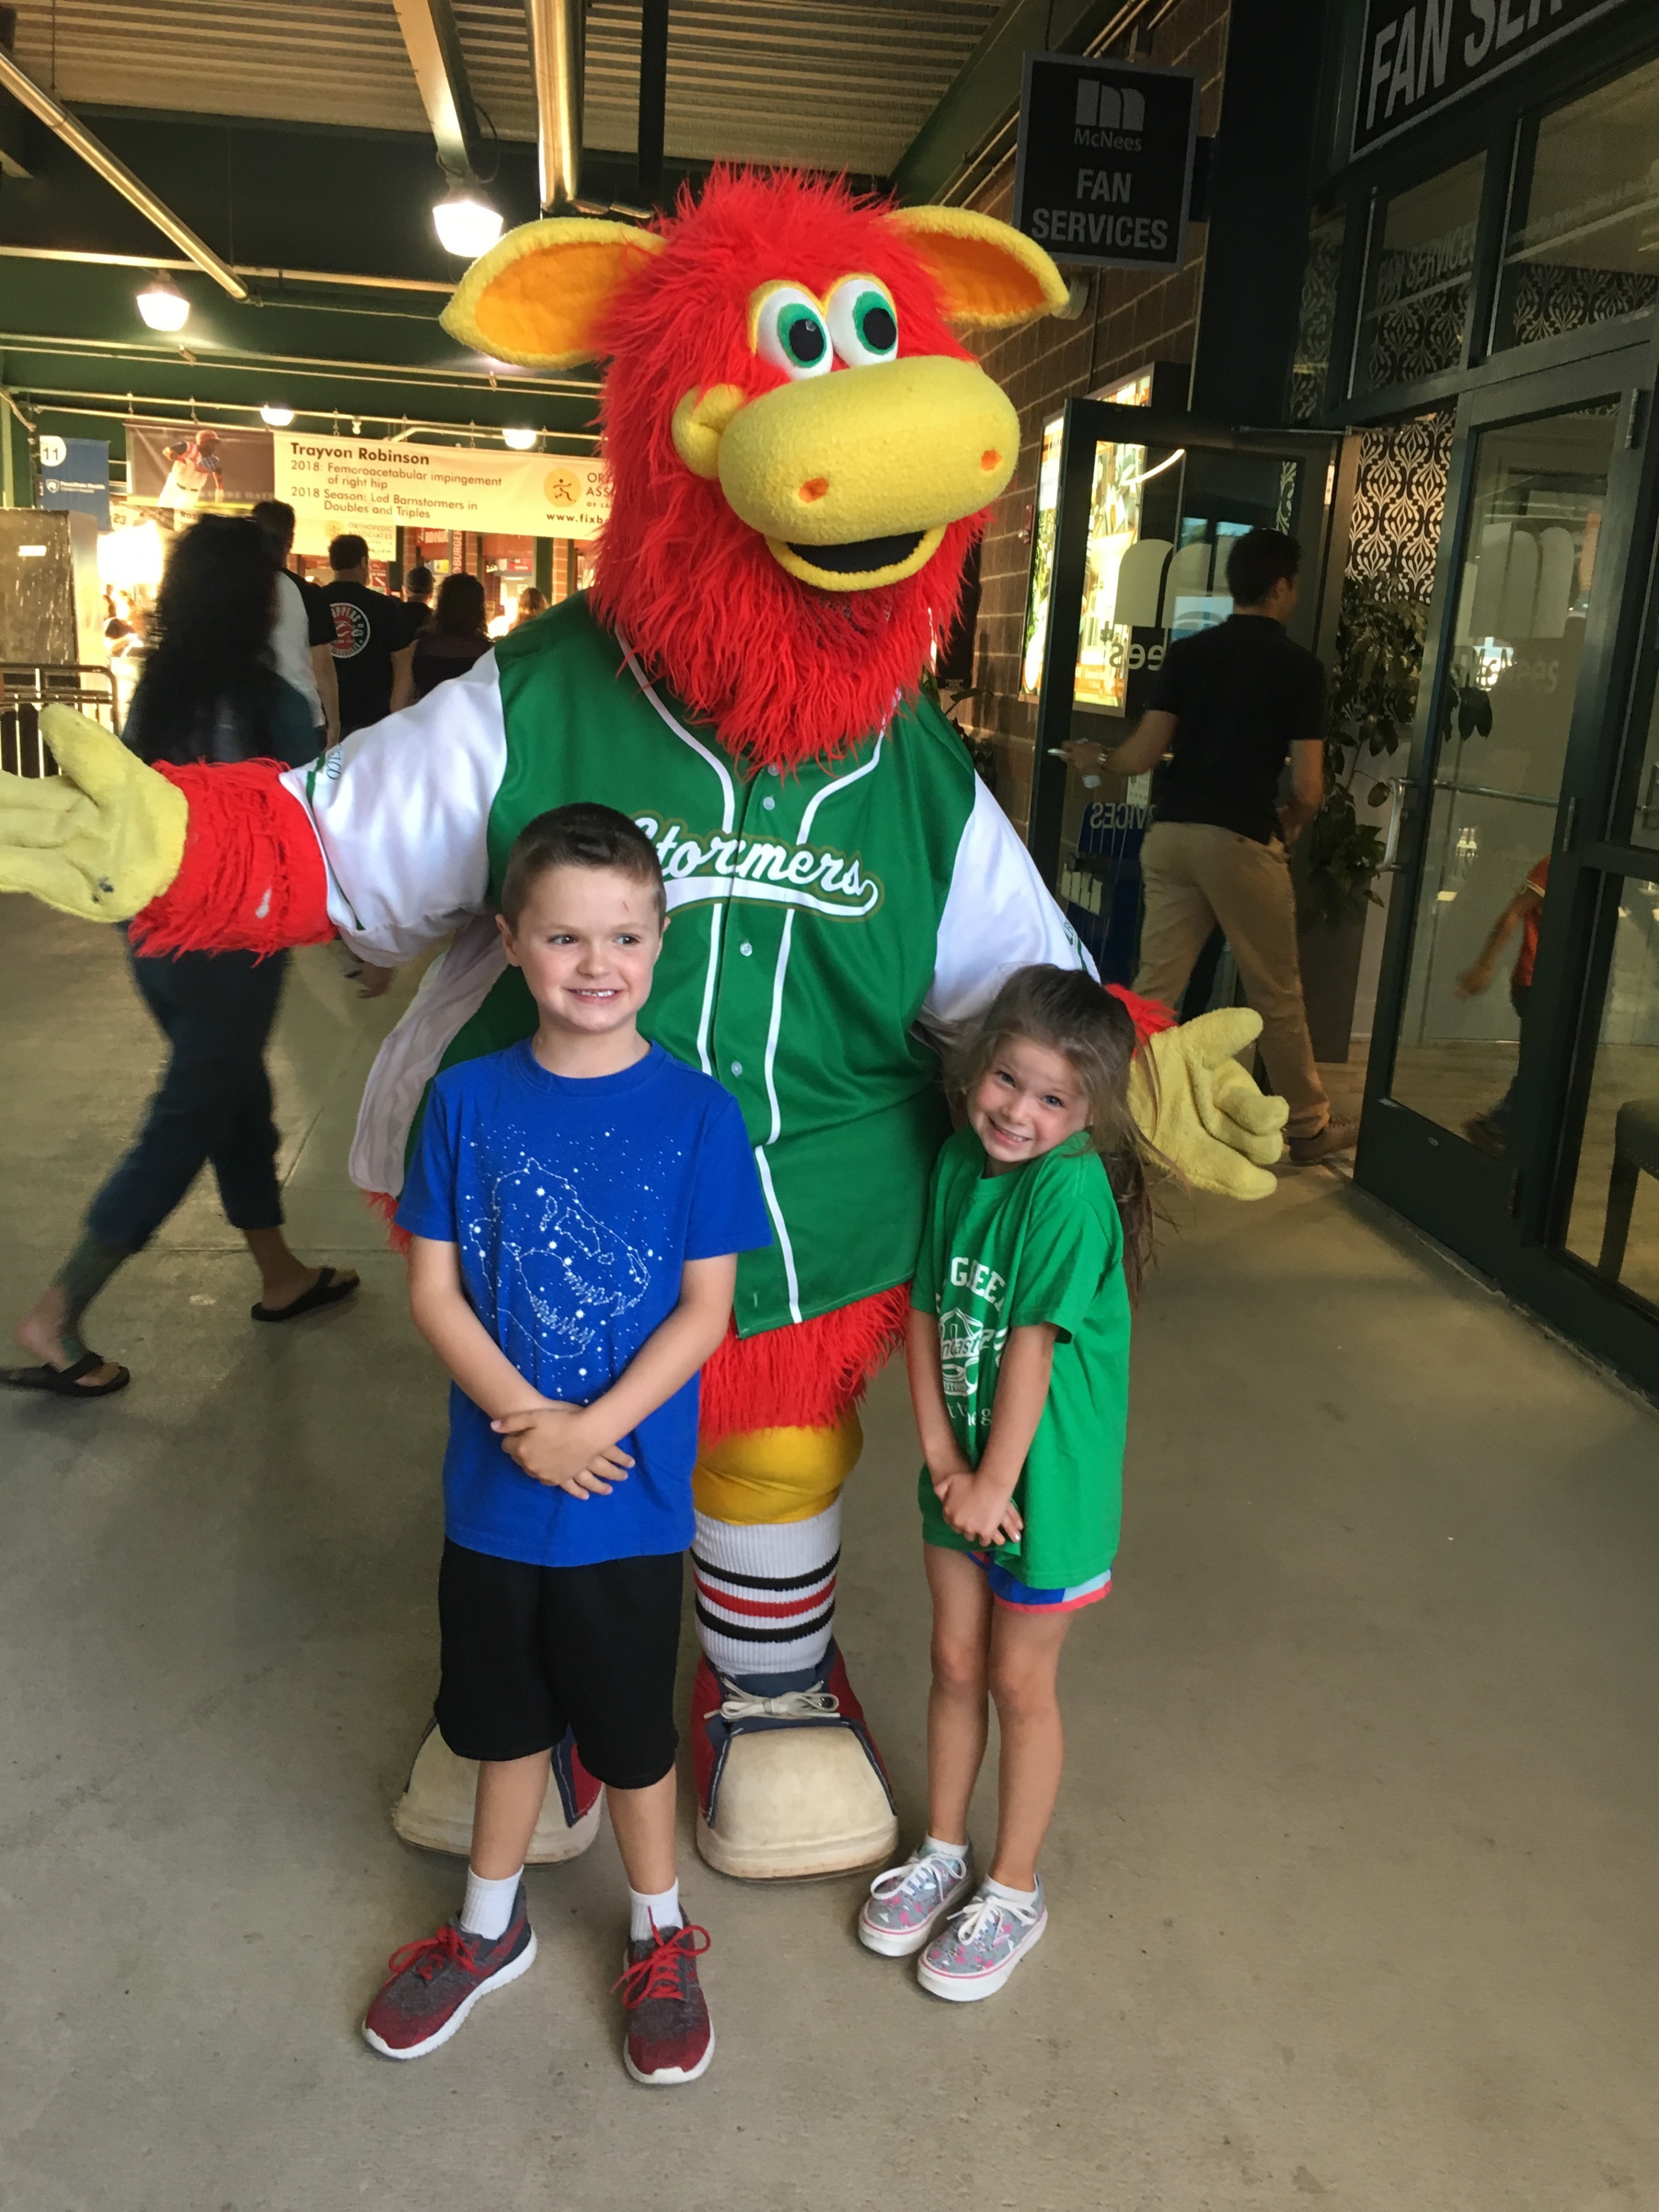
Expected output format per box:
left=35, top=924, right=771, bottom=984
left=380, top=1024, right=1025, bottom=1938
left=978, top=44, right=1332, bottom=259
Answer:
left=278, top=651, right=509, bottom=965
left=922, top=774, right=1097, bottom=1032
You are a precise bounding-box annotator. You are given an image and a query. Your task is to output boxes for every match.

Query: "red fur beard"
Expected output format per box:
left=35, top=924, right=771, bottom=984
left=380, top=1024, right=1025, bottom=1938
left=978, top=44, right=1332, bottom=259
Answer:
left=591, top=501, right=979, bottom=775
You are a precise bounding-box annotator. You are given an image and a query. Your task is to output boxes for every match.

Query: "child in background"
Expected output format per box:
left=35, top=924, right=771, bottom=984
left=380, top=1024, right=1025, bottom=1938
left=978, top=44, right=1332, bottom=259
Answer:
left=362, top=803, right=771, bottom=2085
left=1455, top=854, right=1550, bottom=1157
left=860, top=965, right=1156, bottom=2001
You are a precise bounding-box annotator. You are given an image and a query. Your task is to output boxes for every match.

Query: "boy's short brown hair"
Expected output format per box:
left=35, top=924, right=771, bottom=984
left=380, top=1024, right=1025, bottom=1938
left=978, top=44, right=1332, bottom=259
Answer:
left=498, top=804, right=668, bottom=929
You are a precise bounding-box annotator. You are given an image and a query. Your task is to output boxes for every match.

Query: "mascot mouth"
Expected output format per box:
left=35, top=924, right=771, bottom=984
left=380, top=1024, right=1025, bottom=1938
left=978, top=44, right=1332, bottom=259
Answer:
left=786, top=531, right=923, bottom=574
left=768, top=525, right=945, bottom=593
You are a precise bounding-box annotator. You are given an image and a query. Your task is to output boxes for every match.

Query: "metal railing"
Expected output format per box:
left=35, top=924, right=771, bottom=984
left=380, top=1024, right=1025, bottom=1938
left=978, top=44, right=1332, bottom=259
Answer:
left=0, top=663, right=122, bottom=778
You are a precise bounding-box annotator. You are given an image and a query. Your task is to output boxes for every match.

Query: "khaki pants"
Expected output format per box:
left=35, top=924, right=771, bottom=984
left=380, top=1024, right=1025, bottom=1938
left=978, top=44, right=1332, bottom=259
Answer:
left=1135, top=820, right=1330, bottom=1139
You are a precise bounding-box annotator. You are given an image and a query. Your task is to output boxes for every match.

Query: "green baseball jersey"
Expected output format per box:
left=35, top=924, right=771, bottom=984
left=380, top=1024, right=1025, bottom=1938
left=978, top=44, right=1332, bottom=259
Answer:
left=282, top=596, right=1086, bottom=1339
left=912, top=1126, right=1130, bottom=1590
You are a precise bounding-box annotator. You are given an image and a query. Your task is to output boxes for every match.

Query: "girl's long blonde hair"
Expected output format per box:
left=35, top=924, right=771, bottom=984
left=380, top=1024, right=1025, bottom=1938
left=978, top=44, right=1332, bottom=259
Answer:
left=945, top=964, right=1160, bottom=1302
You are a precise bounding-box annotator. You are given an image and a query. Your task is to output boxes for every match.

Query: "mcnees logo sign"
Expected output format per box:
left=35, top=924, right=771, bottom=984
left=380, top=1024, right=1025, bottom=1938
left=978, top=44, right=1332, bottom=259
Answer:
left=1013, top=52, right=1199, bottom=275
left=1353, top=0, right=1630, bottom=154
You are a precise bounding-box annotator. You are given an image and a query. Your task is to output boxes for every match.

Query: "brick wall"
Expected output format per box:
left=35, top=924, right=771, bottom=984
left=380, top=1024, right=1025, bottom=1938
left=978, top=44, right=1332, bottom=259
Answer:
left=963, top=0, right=1232, bottom=835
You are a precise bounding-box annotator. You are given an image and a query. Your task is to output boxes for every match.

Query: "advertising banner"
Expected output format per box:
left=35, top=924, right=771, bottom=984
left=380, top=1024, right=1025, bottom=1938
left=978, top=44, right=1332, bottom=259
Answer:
left=272, top=435, right=609, bottom=543
left=1013, top=53, right=1199, bottom=274
left=37, top=435, right=112, bottom=531
left=124, top=421, right=275, bottom=509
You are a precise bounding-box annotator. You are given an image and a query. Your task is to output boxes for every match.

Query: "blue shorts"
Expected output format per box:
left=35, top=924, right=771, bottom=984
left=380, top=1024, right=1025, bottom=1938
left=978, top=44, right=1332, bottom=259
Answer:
left=967, top=1550, right=1112, bottom=1615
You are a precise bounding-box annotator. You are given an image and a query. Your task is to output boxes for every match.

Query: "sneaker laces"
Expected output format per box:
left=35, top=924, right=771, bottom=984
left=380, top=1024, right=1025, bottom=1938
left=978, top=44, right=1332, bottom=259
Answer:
left=950, top=1891, right=1039, bottom=1949
left=711, top=1684, right=840, bottom=1723
left=385, top=1922, right=475, bottom=1983
left=612, top=1921, right=711, bottom=2009
left=868, top=1851, right=964, bottom=1906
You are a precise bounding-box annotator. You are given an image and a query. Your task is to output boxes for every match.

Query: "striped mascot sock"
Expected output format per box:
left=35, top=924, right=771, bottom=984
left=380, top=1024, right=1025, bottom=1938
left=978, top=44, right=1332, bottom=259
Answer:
left=691, top=1501, right=840, bottom=1681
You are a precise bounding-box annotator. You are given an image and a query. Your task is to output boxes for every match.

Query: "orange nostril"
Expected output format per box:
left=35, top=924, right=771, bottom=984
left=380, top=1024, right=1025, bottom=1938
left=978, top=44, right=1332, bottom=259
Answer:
left=981, top=448, right=1002, bottom=472
left=798, top=476, right=830, bottom=503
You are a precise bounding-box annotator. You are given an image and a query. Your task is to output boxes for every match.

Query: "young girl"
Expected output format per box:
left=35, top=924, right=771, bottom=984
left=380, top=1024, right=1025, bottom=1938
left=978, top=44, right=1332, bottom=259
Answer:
left=859, top=964, right=1156, bottom=2000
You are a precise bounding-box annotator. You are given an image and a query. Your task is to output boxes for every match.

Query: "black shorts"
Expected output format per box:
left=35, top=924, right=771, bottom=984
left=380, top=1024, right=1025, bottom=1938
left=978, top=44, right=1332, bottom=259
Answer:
left=434, top=1540, right=683, bottom=1790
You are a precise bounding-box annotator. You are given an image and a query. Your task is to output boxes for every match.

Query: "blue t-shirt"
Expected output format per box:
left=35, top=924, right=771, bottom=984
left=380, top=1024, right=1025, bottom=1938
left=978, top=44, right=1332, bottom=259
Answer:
left=396, top=1039, right=772, bottom=1569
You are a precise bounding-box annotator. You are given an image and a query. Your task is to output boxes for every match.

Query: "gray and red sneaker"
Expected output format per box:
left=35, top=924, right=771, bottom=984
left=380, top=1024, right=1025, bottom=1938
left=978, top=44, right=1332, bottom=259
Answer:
left=362, top=1889, right=537, bottom=2059
left=613, top=1921, right=714, bottom=2085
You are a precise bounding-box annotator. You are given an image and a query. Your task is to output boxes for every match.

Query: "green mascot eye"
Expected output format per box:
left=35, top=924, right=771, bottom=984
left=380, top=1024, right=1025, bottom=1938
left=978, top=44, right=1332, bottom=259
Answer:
left=754, top=287, right=834, bottom=381
left=827, top=278, right=899, bottom=368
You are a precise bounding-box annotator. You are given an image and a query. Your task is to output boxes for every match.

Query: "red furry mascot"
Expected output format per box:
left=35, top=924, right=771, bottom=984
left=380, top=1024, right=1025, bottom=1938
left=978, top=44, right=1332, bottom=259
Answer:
left=4, top=172, right=1284, bottom=1880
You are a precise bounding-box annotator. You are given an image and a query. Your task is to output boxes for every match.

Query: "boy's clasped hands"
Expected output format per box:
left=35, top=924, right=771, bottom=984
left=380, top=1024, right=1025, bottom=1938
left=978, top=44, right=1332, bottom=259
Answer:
left=491, top=1403, right=634, bottom=1497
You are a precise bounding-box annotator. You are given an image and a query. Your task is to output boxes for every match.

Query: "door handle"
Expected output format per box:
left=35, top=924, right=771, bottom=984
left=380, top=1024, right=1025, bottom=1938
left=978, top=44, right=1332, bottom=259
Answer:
left=1642, top=762, right=1659, bottom=833
left=1378, top=778, right=1411, bottom=871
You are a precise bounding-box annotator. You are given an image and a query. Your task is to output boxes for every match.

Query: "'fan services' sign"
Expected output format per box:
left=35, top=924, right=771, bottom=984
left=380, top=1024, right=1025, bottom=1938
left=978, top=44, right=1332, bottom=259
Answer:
left=1012, top=53, right=1199, bottom=275
left=1352, top=0, right=1631, bottom=155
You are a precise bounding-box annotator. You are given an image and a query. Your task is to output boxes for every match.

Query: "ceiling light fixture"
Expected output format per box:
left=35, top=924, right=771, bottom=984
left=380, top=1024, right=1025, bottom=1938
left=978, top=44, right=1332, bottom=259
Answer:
left=502, top=426, right=538, bottom=450
left=433, top=180, right=505, bottom=259
left=260, top=402, right=296, bottom=427
left=136, top=274, right=190, bottom=332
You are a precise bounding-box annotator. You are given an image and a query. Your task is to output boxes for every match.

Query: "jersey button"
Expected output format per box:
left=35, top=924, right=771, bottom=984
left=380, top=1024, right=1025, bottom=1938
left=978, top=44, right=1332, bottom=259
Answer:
left=739, top=941, right=753, bottom=956
left=730, top=1060, right=744, bottom=1076
left=762, top=795, right=776, bottom=811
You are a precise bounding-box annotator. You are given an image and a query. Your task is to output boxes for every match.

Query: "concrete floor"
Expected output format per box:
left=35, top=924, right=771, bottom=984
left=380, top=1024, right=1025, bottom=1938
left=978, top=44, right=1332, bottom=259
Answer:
left=4, top=896, right=1659, bottom=2212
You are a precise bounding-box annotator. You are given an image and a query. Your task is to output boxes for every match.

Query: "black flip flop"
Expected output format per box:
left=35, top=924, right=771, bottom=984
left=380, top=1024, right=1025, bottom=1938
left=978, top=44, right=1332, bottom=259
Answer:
left=251, top=1265, right=360, bottom=1324
left=1, top=1352, right=131, bottom=1399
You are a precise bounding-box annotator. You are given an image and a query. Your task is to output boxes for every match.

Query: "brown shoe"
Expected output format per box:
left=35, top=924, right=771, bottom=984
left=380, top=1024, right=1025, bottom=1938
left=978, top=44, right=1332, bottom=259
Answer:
left=1287, top=1115, right=1358, bottom=1165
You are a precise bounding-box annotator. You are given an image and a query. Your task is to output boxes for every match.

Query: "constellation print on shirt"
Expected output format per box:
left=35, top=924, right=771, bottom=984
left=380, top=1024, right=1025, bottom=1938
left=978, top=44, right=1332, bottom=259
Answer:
left=473, top=1163, right=653, bottom=1360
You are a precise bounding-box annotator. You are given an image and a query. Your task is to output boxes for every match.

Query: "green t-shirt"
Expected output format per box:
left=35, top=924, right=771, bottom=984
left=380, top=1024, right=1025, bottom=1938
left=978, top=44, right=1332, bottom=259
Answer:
left=911, top=1126, right=1130, bottom=1591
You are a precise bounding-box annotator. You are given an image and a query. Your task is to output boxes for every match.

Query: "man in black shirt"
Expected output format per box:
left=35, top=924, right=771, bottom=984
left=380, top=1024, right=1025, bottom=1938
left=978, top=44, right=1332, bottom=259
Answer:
left=325, top=534, right=419, bottom=736
left=1086, top=527, right=1354, bottom=1164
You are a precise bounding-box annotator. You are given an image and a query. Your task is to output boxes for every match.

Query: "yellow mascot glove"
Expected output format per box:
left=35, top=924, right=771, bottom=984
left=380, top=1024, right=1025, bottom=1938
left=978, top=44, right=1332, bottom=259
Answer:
left=1127, top=1006, right=1289, bottom=1199
left=0, top=704, right=187, bottom=923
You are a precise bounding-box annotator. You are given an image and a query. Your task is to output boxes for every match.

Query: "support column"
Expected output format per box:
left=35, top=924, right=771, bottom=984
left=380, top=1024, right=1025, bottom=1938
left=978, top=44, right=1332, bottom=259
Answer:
left=534, top=536, right=554, bottom=599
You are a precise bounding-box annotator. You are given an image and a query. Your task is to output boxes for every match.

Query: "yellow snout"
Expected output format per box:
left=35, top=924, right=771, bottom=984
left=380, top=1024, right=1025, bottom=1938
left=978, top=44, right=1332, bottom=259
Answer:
left=683, top=356, right=1018, bottom=593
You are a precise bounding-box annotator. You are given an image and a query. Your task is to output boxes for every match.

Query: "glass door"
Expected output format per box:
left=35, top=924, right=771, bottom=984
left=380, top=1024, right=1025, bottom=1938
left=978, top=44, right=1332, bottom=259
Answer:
left=1388, top=403, right=1617, bottom=1143
left=1359, top=340, right=1659, bottom=1363
left=1026, top=400, right=1341, bottom=983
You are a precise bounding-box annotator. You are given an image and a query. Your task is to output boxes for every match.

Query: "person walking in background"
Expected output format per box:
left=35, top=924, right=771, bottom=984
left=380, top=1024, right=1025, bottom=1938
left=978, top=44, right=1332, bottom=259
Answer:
left=325, top=535, right=419, bottom=737
left=2, top=517, right=359, bottom=1400
left=251, top=499, right=339, bottom=749
left=403, top=565, right=435, bottom=624
left=512, top=586, right=547, bottom=628
left=411, top=573, right=493, bottom=699
left=1069, top=527, right=1355, bottom=1166
left=1455, top=856, right=1550, bottom=1157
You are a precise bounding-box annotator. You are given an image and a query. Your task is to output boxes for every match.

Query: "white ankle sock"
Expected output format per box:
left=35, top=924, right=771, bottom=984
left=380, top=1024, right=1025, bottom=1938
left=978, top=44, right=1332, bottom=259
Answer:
left=983, top=1873, right=1040, bottom=1908
left=460, top=1866, right=522, bottom=1941
left=922, top=1834, right=968, bottom=1868
left=629, top=1881, right=682, bottom=1942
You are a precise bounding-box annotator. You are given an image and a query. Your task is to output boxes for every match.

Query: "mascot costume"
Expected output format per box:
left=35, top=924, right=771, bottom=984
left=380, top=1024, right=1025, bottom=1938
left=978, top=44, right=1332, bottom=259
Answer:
left=0, top=171, right=1286, bottom=1880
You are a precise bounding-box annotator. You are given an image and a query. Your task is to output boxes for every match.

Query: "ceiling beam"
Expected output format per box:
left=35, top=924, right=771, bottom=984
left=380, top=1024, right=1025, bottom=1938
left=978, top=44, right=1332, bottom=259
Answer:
left=889, top=0, right=1141, bottom=207
left=391, top=0, right=484, bottom=180
left=0, top=48, right=248, bottom=296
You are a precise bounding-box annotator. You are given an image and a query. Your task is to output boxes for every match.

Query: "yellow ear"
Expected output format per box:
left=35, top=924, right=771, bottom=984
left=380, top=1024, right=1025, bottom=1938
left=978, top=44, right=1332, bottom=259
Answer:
left=883, top=207, right=1069, bottom=329
left=441, top=218, right=666, bottom=368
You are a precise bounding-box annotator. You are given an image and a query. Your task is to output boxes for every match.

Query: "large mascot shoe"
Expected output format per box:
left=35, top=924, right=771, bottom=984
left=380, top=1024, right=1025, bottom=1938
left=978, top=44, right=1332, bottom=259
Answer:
left=692, top=1645, right=899, bottom=1880
left=392, top=1719, right=604, bottom=1864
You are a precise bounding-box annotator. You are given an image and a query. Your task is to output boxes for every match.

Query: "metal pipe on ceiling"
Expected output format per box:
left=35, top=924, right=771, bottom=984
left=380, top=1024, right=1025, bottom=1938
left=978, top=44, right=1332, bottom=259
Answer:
left=391, top=0, right=484, bottom=180
left=525, top=0, right=583, bottom=211
left=0, top=244, right=453, bottom=296
left=0, top=49, right=249, bottom=300
left=13, top=391, right=599, bottom=452
left=636, top=0, right=668, bottom=208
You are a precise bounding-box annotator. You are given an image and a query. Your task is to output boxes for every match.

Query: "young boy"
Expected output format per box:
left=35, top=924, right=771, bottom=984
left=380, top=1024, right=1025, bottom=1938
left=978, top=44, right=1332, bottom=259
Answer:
left=362, top=803, right=771, bottom=2085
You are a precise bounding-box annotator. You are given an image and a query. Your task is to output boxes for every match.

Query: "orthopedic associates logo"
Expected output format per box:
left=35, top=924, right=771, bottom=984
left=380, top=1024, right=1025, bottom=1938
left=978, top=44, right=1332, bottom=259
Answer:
left=635, top=815, right=884, bottom=920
